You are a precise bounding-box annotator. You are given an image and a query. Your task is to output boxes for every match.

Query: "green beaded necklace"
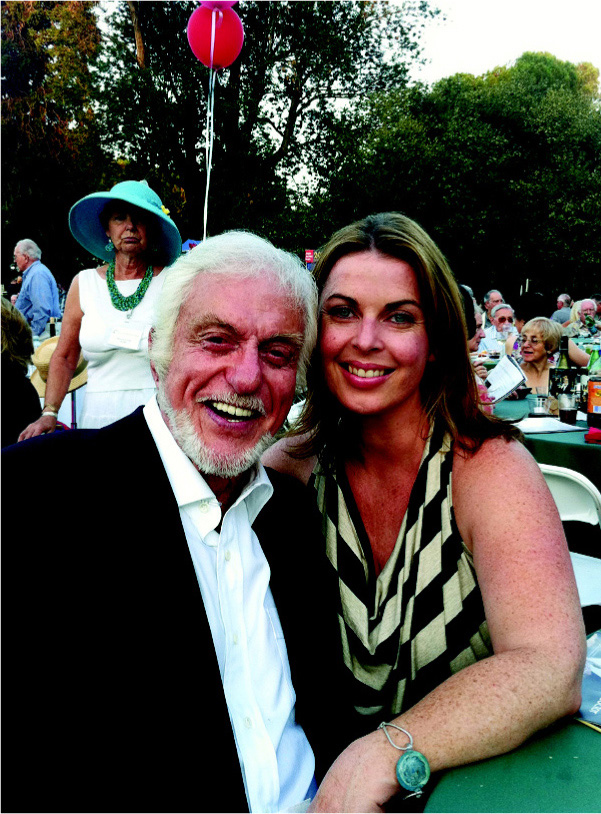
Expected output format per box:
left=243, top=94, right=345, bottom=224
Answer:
left=106, top=260, right=154, bottom=317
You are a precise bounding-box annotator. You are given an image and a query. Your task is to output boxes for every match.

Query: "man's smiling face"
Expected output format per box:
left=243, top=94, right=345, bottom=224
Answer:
left=154, top=271, right=304, bottom=477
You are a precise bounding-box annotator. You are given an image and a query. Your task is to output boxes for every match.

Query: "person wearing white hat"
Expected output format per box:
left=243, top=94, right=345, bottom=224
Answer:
left=18, top=180, right=181, bottom=440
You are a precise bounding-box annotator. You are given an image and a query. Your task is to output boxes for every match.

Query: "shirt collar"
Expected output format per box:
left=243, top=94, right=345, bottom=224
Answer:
left=22, top=260, right=38, bottom=277
left=143, top=396, right=272, bottom=522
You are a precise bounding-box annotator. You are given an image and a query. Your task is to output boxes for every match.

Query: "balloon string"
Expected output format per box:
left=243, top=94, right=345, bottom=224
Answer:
left=203, top=9, right=219, bottom=241
left=203, top=70, right=216, bottom=241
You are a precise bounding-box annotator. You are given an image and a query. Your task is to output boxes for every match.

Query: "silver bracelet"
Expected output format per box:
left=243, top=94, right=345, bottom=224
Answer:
left=378, top=722, right=431, bottom=798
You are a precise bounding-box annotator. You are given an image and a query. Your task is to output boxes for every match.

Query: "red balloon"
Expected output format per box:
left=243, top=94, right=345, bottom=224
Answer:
left=187, top=6, right=244, bottom=69
left=200, top=1, right=238, bottom=8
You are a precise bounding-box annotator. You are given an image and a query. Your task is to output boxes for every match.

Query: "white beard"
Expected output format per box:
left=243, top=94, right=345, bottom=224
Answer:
left=157, top=384, right=274, bottom=478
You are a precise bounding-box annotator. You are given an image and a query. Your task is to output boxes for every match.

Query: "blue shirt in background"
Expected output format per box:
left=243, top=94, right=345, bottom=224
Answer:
left=15, top=260, right=62, bottom=337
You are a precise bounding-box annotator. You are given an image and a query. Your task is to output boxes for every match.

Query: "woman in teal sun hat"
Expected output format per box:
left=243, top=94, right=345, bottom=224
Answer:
left=19, top=180, right=182, bottom=438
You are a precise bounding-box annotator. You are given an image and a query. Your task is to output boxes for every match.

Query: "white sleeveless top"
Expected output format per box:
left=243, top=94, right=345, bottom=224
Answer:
left=78, top=267, right=164, bottom=393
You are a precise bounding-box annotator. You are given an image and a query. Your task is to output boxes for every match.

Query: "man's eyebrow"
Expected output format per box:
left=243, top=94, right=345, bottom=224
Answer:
left=190, top=316, right=304, bottom=348
left=191, top=315, right=240, bottom=334
left=264, top=333, right=305, bottom=350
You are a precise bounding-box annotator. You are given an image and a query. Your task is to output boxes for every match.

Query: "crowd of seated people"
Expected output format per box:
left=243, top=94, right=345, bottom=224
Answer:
left=462, top=289, right=598, bottom=390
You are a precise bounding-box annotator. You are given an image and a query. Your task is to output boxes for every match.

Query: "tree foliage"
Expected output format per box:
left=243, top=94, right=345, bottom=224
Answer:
left=94, top=0, right=437, bottom=247
left=306, top=52, right=601, bottom=301
left=1, top=0, right=103, bottom=284
left=2, top=4, right=600, bottom=304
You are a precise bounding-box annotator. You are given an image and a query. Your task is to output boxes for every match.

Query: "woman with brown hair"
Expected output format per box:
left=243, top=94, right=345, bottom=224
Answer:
left=264, top=212, right=584, bottom=811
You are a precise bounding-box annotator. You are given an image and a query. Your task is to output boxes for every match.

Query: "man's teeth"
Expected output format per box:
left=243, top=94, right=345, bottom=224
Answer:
left=348, top=365, right=387, bottom=378
left=212, top=401, right=254, bottom=418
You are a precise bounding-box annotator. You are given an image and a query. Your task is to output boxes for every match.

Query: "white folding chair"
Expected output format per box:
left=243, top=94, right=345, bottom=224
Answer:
left=538, top=464, right=601, bottom=527
left=538, top=464, right=601, bottom=608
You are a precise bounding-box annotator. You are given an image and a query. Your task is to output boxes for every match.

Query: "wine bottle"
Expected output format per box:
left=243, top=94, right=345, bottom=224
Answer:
left=550, top=336, right=575, bottom=401
left=556, top=336, right=571, bottom=369
left=588, top=346, right=601, bottom=373
left=49, top=317, right=56, bottom=337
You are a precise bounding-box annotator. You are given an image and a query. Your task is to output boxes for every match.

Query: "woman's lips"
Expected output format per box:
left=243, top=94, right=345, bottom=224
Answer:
left=339, top=362, right=393, bottom=385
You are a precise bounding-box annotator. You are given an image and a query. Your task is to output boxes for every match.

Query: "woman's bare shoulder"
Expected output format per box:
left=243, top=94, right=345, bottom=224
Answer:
left=452, top=435, right=559, bottom=551
left=262, top=434, right=317, bottom=485
left=453, top=435, right=538, bottom=491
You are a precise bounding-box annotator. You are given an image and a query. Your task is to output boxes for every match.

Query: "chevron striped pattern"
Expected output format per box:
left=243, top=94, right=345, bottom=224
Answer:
left=311, top=421, right=492, bottom=724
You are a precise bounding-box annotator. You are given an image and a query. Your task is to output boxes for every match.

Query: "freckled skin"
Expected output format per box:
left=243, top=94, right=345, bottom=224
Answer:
left=265, top=253, right=585, bottom=813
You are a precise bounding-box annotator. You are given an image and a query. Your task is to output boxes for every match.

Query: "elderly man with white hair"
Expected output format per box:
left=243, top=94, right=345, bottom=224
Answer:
left=3, top=230, right=347, bottom=814
left=478, top=302, right=518, bottom=352
left=564, top=298, right=599, bottom=337
left=13, top=239, right=62, bottom=337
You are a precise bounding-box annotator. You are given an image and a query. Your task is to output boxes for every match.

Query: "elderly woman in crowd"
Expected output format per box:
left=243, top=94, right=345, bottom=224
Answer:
left=19, top=181, right=181, bottom=438
left=264, top=212, right=584, bottom=811
left=518, top=317, right=589, bottom=392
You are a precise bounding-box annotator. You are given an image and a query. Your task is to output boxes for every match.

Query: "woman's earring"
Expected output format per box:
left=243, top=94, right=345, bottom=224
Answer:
left=105, top=240, right=114, bottom=252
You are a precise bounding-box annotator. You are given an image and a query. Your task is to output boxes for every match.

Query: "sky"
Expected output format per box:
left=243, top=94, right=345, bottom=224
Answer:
left=407, top=0, right=601, bottom=85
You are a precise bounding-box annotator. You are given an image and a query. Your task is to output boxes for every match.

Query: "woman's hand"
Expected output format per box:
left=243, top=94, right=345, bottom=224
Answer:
left=18, top=414, right=57, bottom=441
left=308, top=733, right=400, bottom=813
left=471, top=359, right=487, bottom=380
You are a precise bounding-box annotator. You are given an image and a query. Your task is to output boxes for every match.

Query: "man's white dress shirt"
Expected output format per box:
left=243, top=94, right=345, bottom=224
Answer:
left=144, top=397, right=317, bottom=813
left=478, top=324, right=517, bottom=353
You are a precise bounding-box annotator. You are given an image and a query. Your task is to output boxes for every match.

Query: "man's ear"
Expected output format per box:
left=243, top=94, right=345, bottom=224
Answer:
left=148, top=328, right=160, bottom=387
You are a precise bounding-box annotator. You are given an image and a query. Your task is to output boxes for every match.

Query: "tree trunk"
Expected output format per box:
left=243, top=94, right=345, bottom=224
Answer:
left=127, top=1, right=145, bottom=69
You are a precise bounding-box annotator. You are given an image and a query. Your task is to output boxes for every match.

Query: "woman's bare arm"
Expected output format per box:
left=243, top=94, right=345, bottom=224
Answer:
left=568, top=339, right=590, bottom=368
left=309, top=439, right=585, bottom=812
left=19, top=276, right=84, bottom=440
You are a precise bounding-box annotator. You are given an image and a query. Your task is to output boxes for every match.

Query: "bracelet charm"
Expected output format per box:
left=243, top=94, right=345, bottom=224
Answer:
left=378, top=722, right=430, bottom=798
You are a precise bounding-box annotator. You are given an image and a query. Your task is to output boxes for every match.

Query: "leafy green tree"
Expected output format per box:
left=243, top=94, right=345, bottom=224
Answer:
left=94, top=0, right=438, bottom=249
left=1, top=0, right=103, bottom=287
left=306, top=52, right=601, bottom=301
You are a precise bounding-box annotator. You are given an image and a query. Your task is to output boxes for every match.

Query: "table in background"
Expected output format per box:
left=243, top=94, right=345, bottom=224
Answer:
left=494, top=399, right=601, bottom=491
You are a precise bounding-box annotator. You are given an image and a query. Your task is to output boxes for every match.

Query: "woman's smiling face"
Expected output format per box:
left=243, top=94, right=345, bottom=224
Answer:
left=319, top=250, right=432, bottom=418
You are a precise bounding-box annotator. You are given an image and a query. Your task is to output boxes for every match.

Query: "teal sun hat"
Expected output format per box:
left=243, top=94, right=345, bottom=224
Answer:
left=69, top=180, right=182, bottom=266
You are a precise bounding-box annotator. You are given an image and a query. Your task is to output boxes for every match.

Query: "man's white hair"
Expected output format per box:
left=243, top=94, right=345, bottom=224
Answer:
left=149, top=230, right=318, bottom=392
left=15, top=239, right=42, bottom=260
left=491, top=303, right=514, bottom=318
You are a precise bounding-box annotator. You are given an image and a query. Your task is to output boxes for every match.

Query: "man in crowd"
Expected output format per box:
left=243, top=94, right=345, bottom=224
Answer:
left=478, top=302, right=517, bottom=352
left=551, top=293, right=572, bottom=324
left=482, top=289, right=504, bottom=328
left=13, top=239, right=62, bottom=338
left=564, top=298, right=599, bottom=338
left=2, top=231, right=345, bottom=813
